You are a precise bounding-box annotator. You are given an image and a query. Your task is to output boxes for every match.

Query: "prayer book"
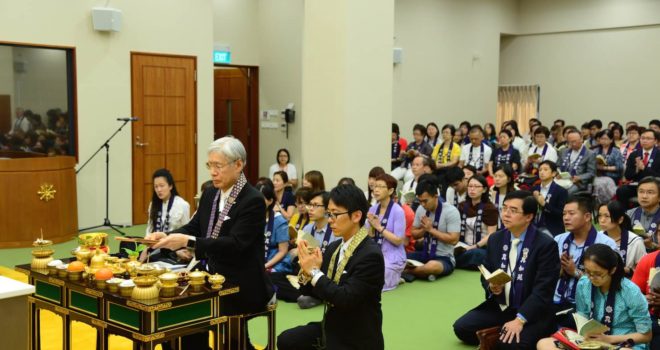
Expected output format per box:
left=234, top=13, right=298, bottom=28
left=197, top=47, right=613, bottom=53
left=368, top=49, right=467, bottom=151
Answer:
left=286, top=275, right=300, bottom=290
left=631, top=224, right=651, bottom=238
left=595, top=155, right=607, bottom=166
left=453, top=241, right=471, bottom=255
left=527, top=153, right=542, bottom=162
left=406, top=259, right=424, bottom=268
left=477, top=265, right=512, bottom=285
left=296, top=230, right=320, bottom=249
left=572, top=313, right=609, bottom=337
left=398, top=189, right=416, bottom=205
left=557, top=171, right=572, bottom=180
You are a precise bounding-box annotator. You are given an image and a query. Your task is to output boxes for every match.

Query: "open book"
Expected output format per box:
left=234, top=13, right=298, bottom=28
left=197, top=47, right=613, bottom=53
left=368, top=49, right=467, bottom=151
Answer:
left=552, top=328, right=615, bottom=350
left=478, top=265, right=512, bottom=285
left=296, top=230, right=320, bottom=250
left=573, top=313, right=610, bottom=337
left=453, top=241, right=471, bottom=256
left=406, top=259, right=424, bottom=268
left=595, top=155, right=607, bottom=166
left=527, top=153, right=542, bottom=162
left=631, top=224, right=651, bottom=238
left=398, top=189, right=416, bottom=205
left=558, top=171, right=572, bottom=180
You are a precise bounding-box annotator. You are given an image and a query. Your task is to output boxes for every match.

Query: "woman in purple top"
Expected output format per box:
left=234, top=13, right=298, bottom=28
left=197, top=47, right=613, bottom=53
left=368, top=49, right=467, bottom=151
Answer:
left=365, top=173, right=407, bottom=291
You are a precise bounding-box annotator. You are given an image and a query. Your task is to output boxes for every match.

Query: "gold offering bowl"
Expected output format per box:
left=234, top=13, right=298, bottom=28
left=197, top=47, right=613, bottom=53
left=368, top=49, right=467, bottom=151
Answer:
left=188, top=270, right=208, bottom=292
left=208, top=273, right=225, bottom=290
left=135, top=263, right=167, bottom=277
left=159, top=272, right=179, bottom=297
left=131, top=276, right=160, bottom=300
left=78, top=232, right=108, bottom=248
left=31, top=249, right=54, bottom=269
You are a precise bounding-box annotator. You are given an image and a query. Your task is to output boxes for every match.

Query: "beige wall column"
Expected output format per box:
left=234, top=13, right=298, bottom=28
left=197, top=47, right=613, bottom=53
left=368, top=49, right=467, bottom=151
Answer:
left=301, top=0, right=393, bottom=191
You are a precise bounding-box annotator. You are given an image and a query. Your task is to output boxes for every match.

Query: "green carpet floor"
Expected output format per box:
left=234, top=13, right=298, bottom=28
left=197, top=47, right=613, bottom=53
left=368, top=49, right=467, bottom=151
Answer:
left=2, top=226, right=481, bottom=349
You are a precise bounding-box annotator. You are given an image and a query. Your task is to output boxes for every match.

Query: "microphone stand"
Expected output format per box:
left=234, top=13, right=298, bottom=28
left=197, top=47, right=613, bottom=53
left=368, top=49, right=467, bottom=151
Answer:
left=77, top=119, right=132, bottom=235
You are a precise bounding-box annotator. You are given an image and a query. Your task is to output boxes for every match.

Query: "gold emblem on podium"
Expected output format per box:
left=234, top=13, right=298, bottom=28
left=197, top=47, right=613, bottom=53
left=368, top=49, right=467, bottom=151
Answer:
left=37, top=183, right=57, bottom=202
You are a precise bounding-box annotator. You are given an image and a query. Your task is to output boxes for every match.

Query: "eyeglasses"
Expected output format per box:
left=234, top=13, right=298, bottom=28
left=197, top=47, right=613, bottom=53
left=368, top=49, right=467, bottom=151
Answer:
left=326, top=211, right=349, bottom=220
left=205, top=160, right=236, bottom=171
left=638, top=190, right=658, bottom=196
left=584, top=270, right=609, bottom=279
left=306, top=203, right=325, bottom=210
left=372, top=185, right=389, bottom=189
left=501, top=205, right=522, bottom=215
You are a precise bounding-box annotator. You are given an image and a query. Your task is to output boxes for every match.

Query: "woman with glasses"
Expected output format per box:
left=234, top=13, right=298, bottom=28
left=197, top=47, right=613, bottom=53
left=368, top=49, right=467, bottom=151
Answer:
left=537, top=244, right=652, bottom=350
left=598, top=202, right=646, bottom=276
left=269, top=148, right=298, bottom=188
left=365, top=166, right=386, bottom=206
left=456, top=175, right=498, bottom=270
left=257, top=182, right=292, bottom=274
left=365, top=174, right=406, bottom=291
left=273, top=170, right=296, bottom=221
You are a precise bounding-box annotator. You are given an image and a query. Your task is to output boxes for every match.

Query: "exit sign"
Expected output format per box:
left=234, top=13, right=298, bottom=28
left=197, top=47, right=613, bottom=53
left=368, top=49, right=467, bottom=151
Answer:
left=213, top=51, right=231, bottom=64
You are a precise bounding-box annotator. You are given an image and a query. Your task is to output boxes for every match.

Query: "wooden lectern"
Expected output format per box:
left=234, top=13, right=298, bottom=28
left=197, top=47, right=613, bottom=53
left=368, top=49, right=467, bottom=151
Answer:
left=0, top=154, right=78, bottom=248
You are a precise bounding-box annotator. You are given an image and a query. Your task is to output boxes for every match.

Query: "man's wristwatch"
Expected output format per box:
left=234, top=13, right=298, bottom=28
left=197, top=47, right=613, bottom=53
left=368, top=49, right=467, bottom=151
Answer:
left=186, top=238, right=196, bottom=250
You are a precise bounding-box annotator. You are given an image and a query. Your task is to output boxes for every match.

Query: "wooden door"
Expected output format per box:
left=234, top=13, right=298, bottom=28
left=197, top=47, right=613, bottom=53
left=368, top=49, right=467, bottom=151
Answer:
left=131, top=53, right=197, bottom=224
left=213, top=67, right=259, bottom=183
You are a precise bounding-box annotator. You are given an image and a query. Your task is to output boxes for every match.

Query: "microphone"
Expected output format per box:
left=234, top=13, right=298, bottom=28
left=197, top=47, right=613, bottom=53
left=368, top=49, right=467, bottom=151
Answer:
left=117, top=117, right=139, bottom=122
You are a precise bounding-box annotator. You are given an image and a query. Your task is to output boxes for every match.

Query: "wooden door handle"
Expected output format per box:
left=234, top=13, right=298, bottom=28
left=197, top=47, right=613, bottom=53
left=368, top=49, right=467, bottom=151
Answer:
left=135, top=136, right=149, bottom=147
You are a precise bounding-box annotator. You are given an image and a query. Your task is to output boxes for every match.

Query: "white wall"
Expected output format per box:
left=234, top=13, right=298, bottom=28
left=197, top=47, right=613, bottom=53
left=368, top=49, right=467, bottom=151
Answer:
left=500, top=0, right=660, bottom=127
left=0, top=0, right=214, bottom=229
left=0, top=46, right=15, bottom=123
left=393, top=0, right=518, bottom=140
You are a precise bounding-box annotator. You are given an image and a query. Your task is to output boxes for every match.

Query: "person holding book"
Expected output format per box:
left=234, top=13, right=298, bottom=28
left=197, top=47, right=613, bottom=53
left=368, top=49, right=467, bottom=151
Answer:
left=455, top=175, right=498, bottom=270
left=277, top=184, right=385, bottom=350
left=532, top=160, right=568, bottom=236
left=453, top=191, right=560, bottom=349
left=552, top=195, right=618, bottom=329
left=630, top=226, right=660, bottom=350
left=257, top=182, right=292, bottom=274
left=406, top=176, right=461, bottom=280
left=593, top=129, right=625, bottom=204
left=625, top=176, right=660, bottom=249
left=365, top=174, right=407, bottom=291
left=537, top=244, right=652, bottom=350
left=487, top=129, right=521, bottom=176
left=557, top=129, right=597, bottom=194
left=525, top=126, right=558, bottom=165
left=598, top=202, right=646, bottom=277
left=617, top=129, right=660, bottom=208
left=446, top=165, right=476, bottom=208
left=490, top=165, right=517, bottom=231
left=459, top=125, right=493, bottom=176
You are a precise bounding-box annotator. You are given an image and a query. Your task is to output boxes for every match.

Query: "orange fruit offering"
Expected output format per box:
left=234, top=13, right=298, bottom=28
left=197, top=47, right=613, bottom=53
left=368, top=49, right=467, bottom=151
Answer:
left=67, top=261, right=85, bottom=272
left=95, top=268, right=113, bottom=281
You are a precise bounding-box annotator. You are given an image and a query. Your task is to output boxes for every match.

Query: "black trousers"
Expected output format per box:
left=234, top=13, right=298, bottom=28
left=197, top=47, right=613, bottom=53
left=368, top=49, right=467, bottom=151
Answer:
left=616, top=184, right=638, bottom=208
left=652, top=315, right=660, bottom=350
left=453, top=298, right=554, bottom=350
left=277, top=322, right=323, bottom=350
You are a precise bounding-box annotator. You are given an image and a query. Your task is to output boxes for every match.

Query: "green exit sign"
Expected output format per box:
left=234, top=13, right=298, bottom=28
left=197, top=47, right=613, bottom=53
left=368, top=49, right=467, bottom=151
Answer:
left=213, top=51, right=231, bottom=64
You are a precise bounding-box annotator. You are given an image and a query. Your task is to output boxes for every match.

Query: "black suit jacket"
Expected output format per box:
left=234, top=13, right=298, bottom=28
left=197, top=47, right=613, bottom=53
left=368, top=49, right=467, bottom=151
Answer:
left=624, top=147, right=660, bottom=182
left=482, top=226, right=560, bottom=323
left=533, top=182, right=568, bottom=236
left=174, top=184, right=273, bottom=315
left=301, top=234, right=385, bottom=349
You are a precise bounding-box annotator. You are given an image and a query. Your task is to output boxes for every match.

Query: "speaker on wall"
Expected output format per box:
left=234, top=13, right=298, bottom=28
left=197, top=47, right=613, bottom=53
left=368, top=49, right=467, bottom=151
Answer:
left=91, top=7, right=123, bottom=32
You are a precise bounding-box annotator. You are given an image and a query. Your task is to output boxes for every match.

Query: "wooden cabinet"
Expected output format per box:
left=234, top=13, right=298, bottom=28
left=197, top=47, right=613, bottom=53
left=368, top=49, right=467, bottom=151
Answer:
left=0, top=156, right=77, bottom=247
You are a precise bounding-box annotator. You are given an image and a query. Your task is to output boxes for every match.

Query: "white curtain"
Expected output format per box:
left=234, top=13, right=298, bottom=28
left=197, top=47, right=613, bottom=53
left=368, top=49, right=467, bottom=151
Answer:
left=497, top=85, right=539, bottom=135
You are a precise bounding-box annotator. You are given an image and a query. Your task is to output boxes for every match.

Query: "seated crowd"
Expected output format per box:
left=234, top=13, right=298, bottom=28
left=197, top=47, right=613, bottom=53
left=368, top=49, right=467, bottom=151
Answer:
left=0, top=107, right=71, bottom=156
left=141, top=117, right=660, bottom=349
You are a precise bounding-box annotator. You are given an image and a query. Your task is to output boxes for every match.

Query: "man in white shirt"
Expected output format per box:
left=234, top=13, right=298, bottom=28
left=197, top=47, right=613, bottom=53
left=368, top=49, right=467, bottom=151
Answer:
left=459, top=126, right=492, bottom=176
